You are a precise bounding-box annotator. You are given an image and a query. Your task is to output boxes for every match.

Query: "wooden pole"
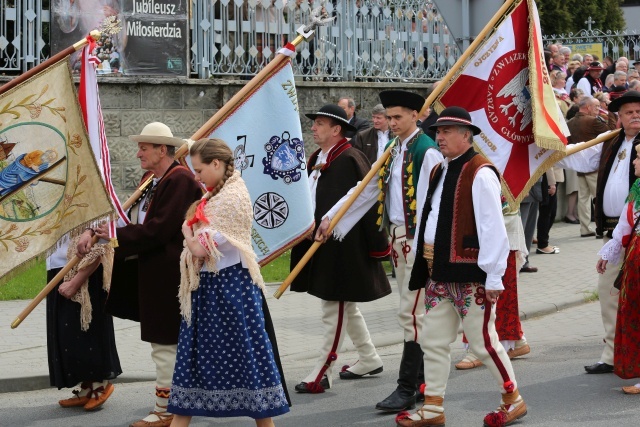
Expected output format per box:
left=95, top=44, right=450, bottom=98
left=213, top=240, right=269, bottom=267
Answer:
left=181, top=34, right=307, bottom=157
left=10, top=176, right=154, bottom=329
left=273, top=141, right=395, bottom=299
left=11, top=29, right=313, bottom=324
left=0, top=31, right=100, bottom=97
left=565, top=129, right=620, bottom=156
left=274, top=0, right=520, bottom=299
left=418, top=0, right=519, bottom=118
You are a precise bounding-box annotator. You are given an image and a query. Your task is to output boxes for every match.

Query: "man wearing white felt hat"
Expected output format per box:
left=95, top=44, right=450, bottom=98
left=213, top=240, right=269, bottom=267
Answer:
left=77, top=122, right=201, bottom=427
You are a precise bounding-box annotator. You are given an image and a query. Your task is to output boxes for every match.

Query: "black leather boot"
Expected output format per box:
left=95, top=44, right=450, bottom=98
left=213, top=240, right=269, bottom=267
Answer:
left=375, top=341, right=423, bottom=412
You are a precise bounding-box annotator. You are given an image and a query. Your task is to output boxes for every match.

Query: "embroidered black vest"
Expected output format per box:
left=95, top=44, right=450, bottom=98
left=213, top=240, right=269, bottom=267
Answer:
left=409, top=149, right=497, bottom=290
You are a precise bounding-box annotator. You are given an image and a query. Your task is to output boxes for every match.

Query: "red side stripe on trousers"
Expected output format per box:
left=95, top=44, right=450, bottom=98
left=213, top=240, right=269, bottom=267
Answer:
left=482, top=300, right=511, bottom=383
left=411, top=289, right=422, bottom=342
left=312, top=301, right=345, bottom=384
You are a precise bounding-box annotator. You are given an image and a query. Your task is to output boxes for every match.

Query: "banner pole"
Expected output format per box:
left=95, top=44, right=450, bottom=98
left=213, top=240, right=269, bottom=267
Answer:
left=10, top=176, right=154, bottom=329
left=273, top=0, right=519, bottom=299
left=418, top=0, right=519, bottom=117
left=174, top=33, right=311, bottom=161
left=0, top=31, right=101, bottom=97
left=273, top=141, right=395, bottom=299
left=564, top=129, right=620, bottom=156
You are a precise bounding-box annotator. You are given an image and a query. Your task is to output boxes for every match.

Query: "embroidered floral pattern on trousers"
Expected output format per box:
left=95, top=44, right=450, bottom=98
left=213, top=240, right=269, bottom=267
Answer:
left=424, top=280, right=484, bottom=319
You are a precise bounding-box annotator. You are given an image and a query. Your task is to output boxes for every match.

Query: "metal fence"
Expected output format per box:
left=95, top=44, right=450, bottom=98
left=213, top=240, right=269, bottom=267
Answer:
left=1, top=0, right=458, bottom=81
left=190, top=0, right=460, bottom=81
left=0, top=0, right=50, bottom=73
left=543, top=28, right=640, bottom=62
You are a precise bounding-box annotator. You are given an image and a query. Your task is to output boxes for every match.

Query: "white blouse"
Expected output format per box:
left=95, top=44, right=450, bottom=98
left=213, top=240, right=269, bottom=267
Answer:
left=197, top=229, right=241, bottom=272
left=598, top=202, right=638, bottom=265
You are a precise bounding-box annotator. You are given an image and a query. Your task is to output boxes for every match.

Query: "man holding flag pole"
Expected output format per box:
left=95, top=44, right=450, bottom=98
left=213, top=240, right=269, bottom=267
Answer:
left=316, top=90, right=442, bottom=412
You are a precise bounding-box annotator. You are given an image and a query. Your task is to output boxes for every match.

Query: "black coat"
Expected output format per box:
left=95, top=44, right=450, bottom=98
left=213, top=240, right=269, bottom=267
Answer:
left=290, top=146, right=390, bottom=302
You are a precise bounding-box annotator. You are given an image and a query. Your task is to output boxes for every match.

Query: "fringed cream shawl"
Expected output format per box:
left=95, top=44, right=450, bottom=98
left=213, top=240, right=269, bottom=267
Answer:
left=179, top=171, right=264, bottom=325
left=64, top=236, right=114, bottom=331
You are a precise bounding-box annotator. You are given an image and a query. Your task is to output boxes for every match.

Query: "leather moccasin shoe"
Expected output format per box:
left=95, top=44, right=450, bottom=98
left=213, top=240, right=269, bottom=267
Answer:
left=455, top=353, right=483, bottom=370
left=129, top=412, right=174, bottom=427
left=584, top=362, right=614, bottom=374
left=507, top=344, right=530, bottom=359
left=455, top=359, right=483, bottom=370
left=59, top=394, right=91, bottom=408
left=483, top=399, right=527, bottom=427
left=396, top=411, right=446, bottom=426
left=294, top=376, right=330, bottom=393
left=622, top=385, right=640, bottom=394
left=519, top=266, right=538, bottom=273
left=84, top=382, right=114, bottom=411
left=339, top=365, right=383, bottom=380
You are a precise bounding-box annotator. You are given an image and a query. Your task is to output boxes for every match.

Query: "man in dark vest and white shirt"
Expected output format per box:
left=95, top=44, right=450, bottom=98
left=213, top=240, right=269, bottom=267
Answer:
left=559, top=90, right=640, bottom=375
left=397, top=107, right=527, bottom=427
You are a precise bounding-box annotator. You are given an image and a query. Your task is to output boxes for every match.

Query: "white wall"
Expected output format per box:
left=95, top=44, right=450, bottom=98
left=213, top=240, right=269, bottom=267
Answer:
left=623, top=6, right=640, bottom=29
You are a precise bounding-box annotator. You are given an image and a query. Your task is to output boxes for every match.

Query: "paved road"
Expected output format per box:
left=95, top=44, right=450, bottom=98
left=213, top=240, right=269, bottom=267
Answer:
left=2, top=303, right=639, bottom=426
left=1, top=222, right=602, bottom=392
left=2, top=221, right=632, bottom=426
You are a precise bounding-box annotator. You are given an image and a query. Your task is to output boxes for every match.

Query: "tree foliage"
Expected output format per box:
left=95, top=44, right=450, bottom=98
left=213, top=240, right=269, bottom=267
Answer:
left=537, top=0, right=625, bottom=35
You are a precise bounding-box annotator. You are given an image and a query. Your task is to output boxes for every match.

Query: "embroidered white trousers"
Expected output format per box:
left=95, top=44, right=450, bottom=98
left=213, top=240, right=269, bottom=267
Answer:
left=422, top=281, right=517, bottom=397
left=303, top=300, right=381, bottom=385
left=151, top=342, right=177, bottom=389
left=391, top=224, right=423, bottom=343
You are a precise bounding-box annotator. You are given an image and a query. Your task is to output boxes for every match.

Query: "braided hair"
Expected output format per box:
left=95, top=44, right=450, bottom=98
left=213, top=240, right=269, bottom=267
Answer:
left=185, top=138, right=235, bottom=221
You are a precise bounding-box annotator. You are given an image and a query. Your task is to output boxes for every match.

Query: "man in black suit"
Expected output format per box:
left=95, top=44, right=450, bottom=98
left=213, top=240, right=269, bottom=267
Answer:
left=352, top=104, right=392, bottom=164
left=338, top=97, right=372, bottom=138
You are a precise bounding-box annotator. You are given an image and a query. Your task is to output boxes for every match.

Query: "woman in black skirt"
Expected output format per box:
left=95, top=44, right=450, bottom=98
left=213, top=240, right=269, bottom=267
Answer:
left=46, top=235, right=121, bottom=411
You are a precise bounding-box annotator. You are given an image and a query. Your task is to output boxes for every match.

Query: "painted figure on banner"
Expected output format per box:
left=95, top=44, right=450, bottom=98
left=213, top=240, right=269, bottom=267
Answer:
left=0, top=149, right=59, bottom=195
left=0, top=126, right=68, bottom=220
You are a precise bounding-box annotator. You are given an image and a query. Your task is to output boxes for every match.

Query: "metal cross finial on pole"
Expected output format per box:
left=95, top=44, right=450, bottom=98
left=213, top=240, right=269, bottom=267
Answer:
left=585, top=16, right=596, bottom=31
left=297, top=0, right=336, bottom=42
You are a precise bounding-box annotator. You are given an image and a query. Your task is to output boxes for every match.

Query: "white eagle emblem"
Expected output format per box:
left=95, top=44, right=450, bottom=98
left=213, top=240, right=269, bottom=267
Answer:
left=497, top=67, right=532, bottom=131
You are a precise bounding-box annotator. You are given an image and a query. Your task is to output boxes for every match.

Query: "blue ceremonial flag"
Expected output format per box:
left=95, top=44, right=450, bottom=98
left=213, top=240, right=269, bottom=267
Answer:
left=197, top=59, right=314, bottom=265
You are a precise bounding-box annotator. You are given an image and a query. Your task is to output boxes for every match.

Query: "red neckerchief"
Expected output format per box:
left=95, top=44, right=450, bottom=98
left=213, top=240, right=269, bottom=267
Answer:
left=308, top=138, right=352, bottom=171
left=186, top=187, right=214, bottom=227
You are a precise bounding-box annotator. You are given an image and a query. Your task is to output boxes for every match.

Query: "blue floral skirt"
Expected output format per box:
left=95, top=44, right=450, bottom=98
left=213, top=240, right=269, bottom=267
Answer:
left=168, top=264, right=289, bottom=419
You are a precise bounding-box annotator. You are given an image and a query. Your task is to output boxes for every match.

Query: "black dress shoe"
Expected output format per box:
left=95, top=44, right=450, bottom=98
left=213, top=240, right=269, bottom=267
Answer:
left=564, top=216, right=580, bottom=224
left=375, top=388, right=417, bottom=412
left=339, top=366, right=383, bottom=380
left=584, top=362, right=614, bottom=374
left=519, top=266, right=538, bottom=273
left=294, top=376, right=330, bottom=393
left=581, top=232, right=596, bottom=237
